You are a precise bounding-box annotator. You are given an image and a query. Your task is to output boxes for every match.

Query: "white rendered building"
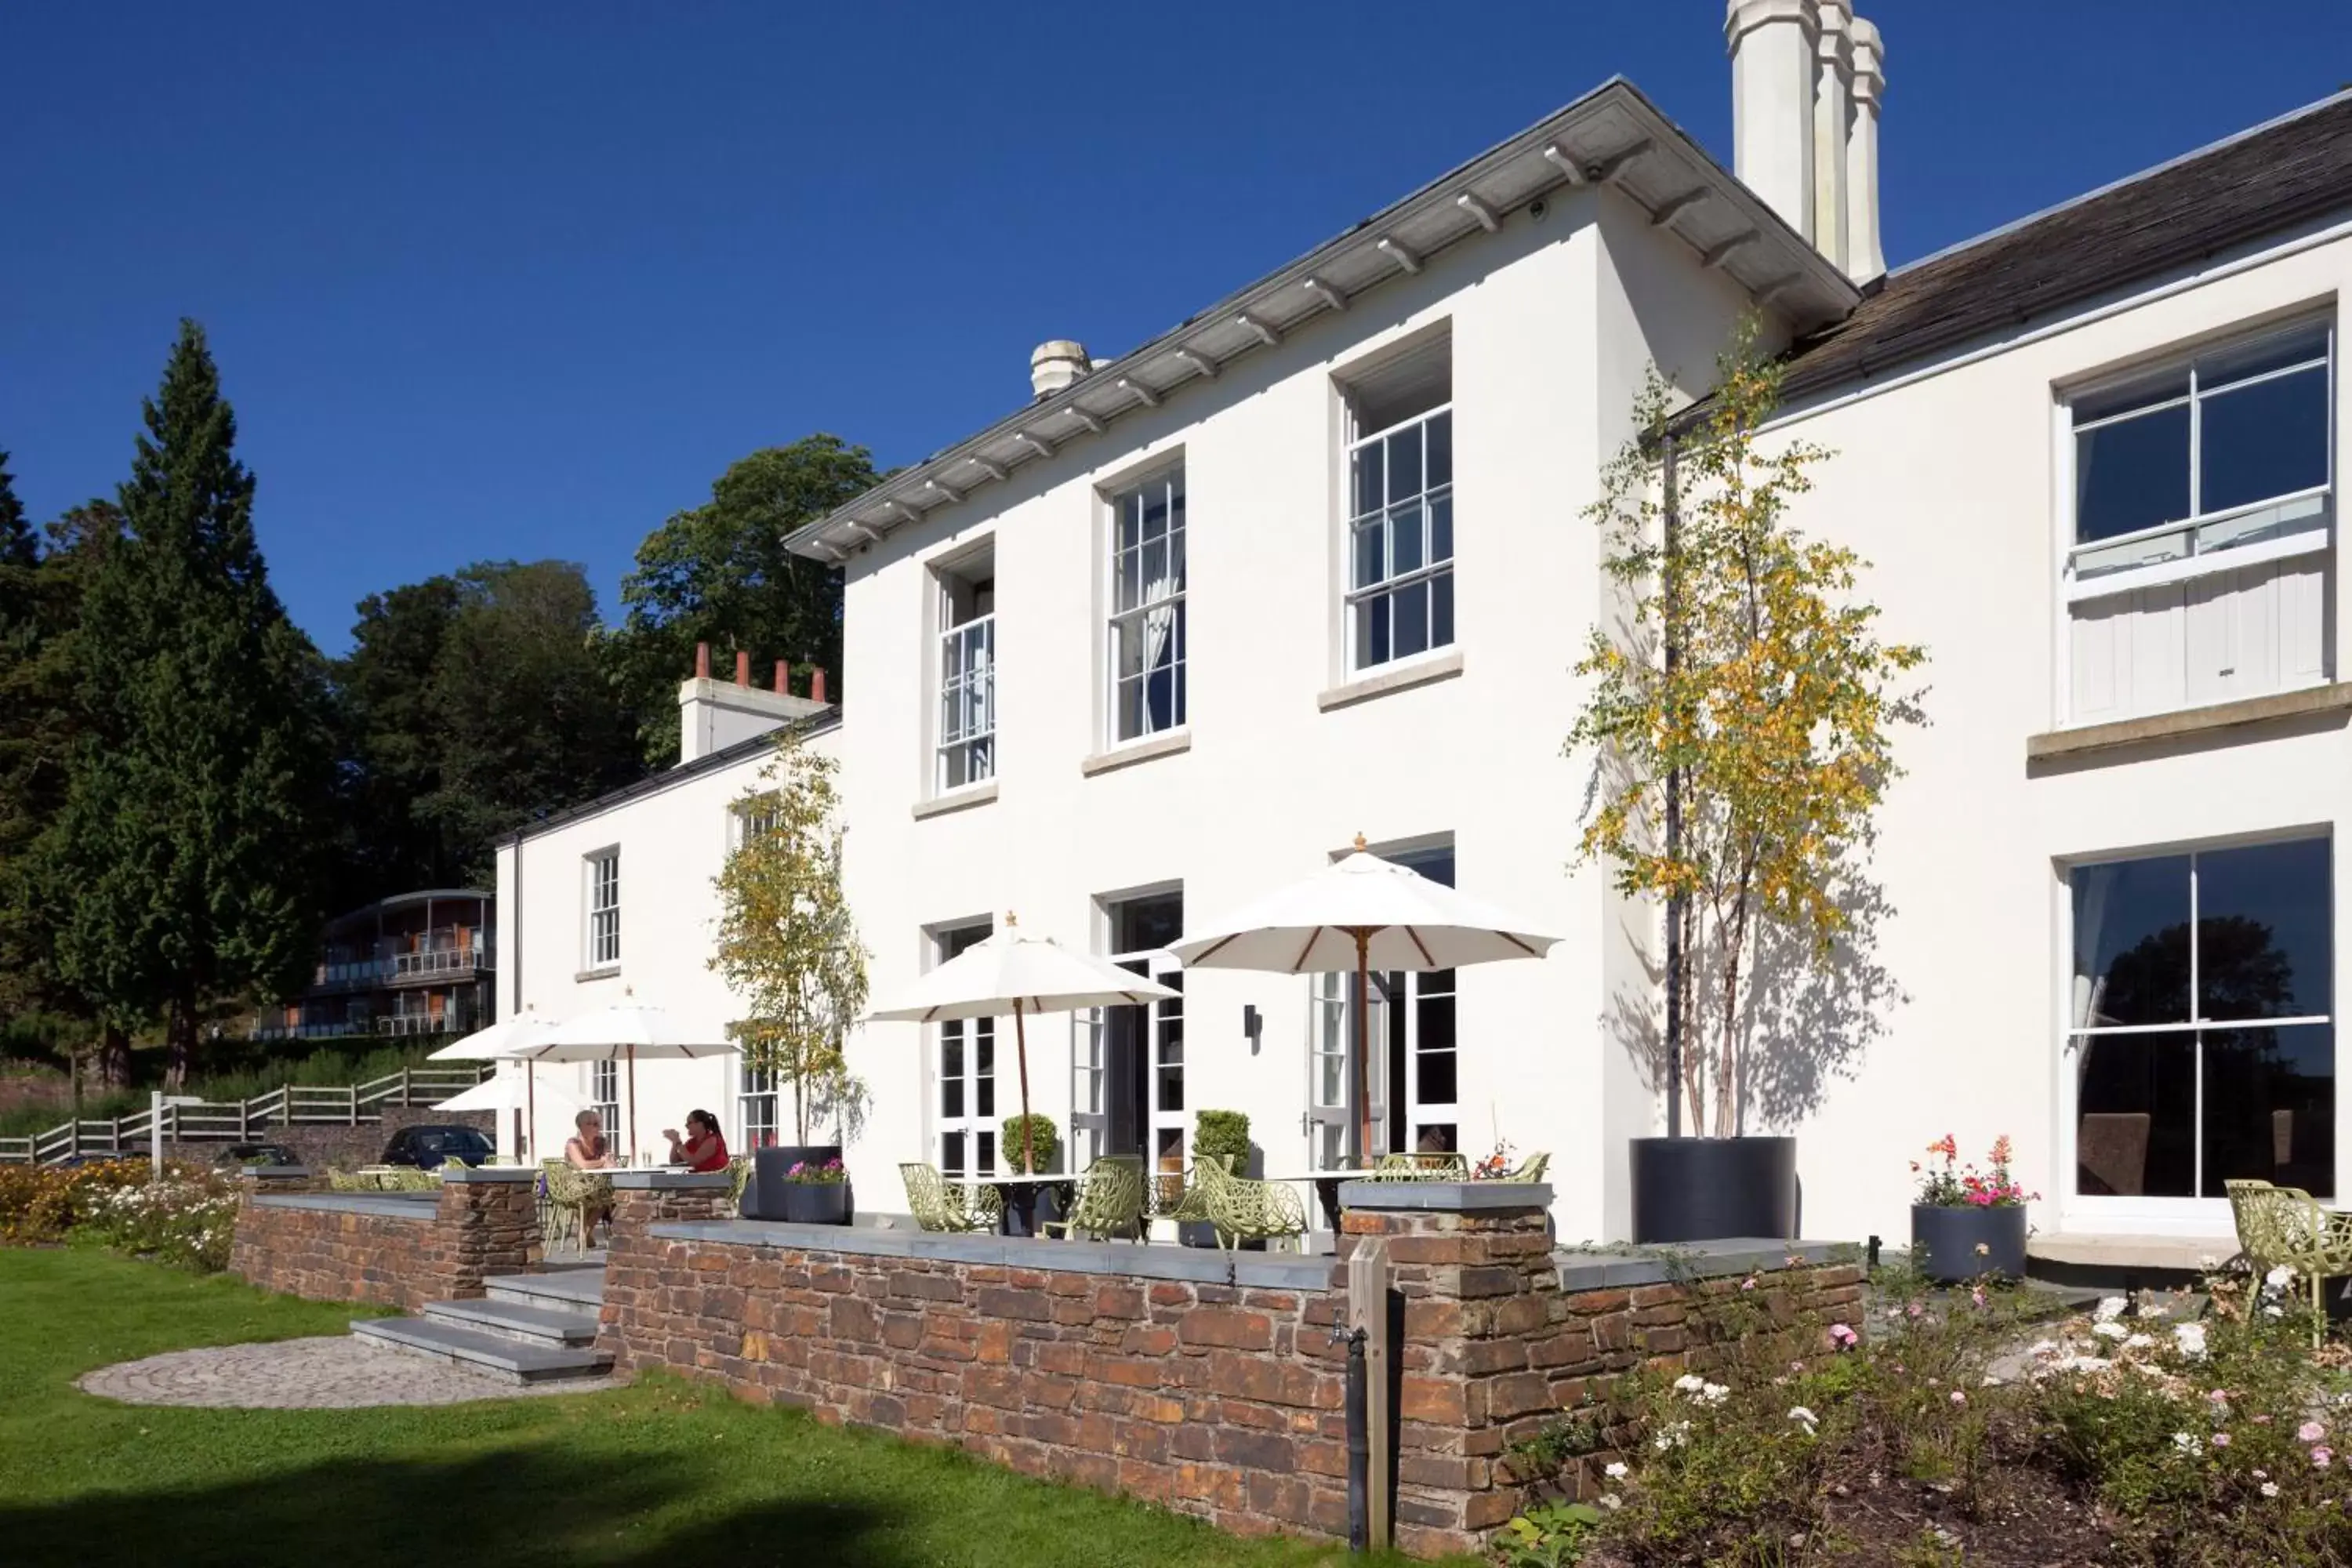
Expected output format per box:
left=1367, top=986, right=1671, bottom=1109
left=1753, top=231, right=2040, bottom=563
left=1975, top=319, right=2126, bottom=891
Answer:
left=500, top=5, right=2352, bottom=1260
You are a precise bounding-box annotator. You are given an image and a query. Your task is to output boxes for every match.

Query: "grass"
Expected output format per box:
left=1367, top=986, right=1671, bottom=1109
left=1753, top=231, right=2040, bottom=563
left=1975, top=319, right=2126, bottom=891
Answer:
left=0, top=1249, right=1458, bottom=1568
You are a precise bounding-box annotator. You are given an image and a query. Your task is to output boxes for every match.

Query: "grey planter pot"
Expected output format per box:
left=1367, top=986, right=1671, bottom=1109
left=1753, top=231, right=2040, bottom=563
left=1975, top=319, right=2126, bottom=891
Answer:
left=1629, top=1136, right=1798, bottom=1243
left=1911, top=1202, right=2027, bottom=1284
left=779, top=1181, right=851, bottom=1225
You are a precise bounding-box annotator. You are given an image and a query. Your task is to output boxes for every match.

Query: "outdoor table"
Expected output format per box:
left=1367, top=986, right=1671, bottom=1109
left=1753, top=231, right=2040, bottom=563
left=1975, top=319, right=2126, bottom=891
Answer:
left=960, top=1172, right=1076, bottom=1236
left=1260, top=1168, right=1385, bottom=1235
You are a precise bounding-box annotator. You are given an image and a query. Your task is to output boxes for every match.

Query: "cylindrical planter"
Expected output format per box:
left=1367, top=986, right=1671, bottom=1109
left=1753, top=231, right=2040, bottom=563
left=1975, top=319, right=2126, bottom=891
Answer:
left=1629, top=1136, right=1798, bottom=1243
left=749, top=1145, right=844, bottom=1221
left=1911, top=1203, right=2028, bottom=1283
left=779, top=1181, right=851, bottom=1225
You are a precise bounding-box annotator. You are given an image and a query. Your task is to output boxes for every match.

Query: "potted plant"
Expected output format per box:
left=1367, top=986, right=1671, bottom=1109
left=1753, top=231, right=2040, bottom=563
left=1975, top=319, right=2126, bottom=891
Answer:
left=1911, top=1134, right=2034, bottom=1283
left=1570, top=322, right=1926, bottom=1243
left=779, top=1156, right=850, bottom=1225
left=710, top=728, right=869, bottom=1223
left=999, top=1112, right=1063, bottom=1236
left=1179, top=1109, right=1253, bottom=1249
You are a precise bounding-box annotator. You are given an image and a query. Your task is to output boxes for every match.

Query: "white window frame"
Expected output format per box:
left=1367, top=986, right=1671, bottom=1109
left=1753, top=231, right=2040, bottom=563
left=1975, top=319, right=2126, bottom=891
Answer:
left=590, top=1059, right=619, bottom=1140
left=932, top=922, right=997, bottom=1177
left=583, top=848, right=620, bottom=970
left=1104, top=466, right=1189, bottom=746
left=2061, top=321, right=2335, bottom=604
left=1345, top=402, right=1456, bottom=674
left=738, top=1060, right=779, bottom=1150
left=2057, top=831, right=2336, bottom=1233
left=936, top=610, right=995, bottom=793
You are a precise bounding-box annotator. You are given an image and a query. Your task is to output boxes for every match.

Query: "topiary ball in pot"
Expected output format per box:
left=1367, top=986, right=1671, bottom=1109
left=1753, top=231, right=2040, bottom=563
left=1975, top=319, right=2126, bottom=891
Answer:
left=1000, top=1112, right=1061, bottom=1175
left=1182, top=1110, right=1254, bottom=1249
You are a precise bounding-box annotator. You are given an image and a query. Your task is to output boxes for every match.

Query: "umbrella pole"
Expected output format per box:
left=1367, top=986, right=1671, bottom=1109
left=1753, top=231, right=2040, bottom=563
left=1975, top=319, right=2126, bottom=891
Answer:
left=1014, top=1000, right=1035, bottom=1174
left=626, top=1046, right=638, bottom=1165
left=1353, top=929, right=1373, bottom=1165
left=527, top=1065, right=535, bottom=1161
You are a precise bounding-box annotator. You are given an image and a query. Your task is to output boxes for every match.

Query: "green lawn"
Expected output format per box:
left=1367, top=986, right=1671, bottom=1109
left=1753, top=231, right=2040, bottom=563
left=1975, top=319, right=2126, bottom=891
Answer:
left=0, top=1249, right=1463, bottom=1568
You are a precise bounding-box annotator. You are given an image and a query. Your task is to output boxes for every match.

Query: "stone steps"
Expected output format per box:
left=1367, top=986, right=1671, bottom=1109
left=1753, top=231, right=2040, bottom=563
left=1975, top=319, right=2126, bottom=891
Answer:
left=350, top=1266, right=608, bottom=1385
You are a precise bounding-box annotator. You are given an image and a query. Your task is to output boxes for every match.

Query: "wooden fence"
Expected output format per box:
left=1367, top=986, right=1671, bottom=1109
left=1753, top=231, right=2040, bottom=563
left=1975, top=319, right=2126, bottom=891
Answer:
left=0, top=1065, right=493, bottom=1166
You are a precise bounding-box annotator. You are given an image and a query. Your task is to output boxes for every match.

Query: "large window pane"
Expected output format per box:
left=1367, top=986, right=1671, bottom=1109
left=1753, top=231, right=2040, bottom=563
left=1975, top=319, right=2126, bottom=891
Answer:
left=2198, top=838, right=2332, bottom=1021
left=1426, top=412, right=1452, bottom=488
left=1390, top=499, right=1425, bottom=575
left=2075, top=1031, right=2196, bottom=1196
left=2076, top=405, right=2190, bottom=543
left=1392, top=582, right=1429, bottom=659
left=2200, top=366, right=2330, bottom=515
left=2071, top=855, right=2191, bottom=1027
left=2201, top=1024, right=2334, bottom=1196
left=1352, top=445, right=1382, bottom=520
left=1385, top=427, right=1421, bottom=502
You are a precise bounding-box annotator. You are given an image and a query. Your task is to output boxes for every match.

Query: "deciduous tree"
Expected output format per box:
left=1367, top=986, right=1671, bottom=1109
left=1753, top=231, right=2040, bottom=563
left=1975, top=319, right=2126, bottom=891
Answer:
left=1570, top=321, right=1927, bottom=1137
left=710, top=725, right=867, bottom=1146
left=606, top=435, right=876, bottom=764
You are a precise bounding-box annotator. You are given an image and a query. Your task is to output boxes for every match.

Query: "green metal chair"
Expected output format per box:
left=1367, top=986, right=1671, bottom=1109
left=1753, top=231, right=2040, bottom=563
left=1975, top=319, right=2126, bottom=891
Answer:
left=727, top=1156, right=754, bottom=1209
left=899, top=1162, right=1004, bottom=1233
left=2227, top=1178, right=2352, bottom=1348
left=1372, top=1151, right=1468, bottom=1181
left=543, top=1162, right=612, bottom=1255
left=1194, top=1155, right=1309, bottom=1253
left=1512, top=1152, right=1551, bottom=1183
left=1042, top=1156, right=1147, bottom=1242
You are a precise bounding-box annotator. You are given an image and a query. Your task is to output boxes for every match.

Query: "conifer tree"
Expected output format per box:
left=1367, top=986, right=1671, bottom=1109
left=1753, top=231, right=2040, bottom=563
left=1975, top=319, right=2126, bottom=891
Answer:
left=44, top=322, right=335, bottom=1085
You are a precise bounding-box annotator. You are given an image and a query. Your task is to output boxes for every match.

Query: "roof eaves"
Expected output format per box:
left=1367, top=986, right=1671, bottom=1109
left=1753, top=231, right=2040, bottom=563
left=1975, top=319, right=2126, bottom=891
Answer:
left=496, top=708, right=843, bottom=849
left=786, top=77, right=1858, bottom=562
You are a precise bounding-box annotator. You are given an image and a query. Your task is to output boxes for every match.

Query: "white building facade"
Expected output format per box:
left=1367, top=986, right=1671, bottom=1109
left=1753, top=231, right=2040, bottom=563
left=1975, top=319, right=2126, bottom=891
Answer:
left=502, top=4, right=2352, bottom=1257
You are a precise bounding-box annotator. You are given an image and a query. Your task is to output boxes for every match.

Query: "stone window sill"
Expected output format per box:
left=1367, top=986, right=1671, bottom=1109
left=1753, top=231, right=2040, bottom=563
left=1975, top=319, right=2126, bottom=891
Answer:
left=575, top=965, right=622, bottom=984
left=912, top=780, right=999, bottom=820
left=2026, top=681, right=2352, bottom=762
left=1080, top=730, right=1192, bottom=777
left=1316, top=648, right=1464, bottom=712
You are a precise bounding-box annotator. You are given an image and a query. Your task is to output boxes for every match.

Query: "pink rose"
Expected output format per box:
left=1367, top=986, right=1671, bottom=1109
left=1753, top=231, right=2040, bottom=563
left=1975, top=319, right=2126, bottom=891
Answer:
left=2318, top=1446, right=2336, bottom=1469
left=2300, top=1421, right=2328, bottom=1443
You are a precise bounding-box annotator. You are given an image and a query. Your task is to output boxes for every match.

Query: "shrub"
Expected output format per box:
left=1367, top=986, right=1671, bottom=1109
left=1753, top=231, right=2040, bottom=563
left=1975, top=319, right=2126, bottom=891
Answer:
left=0, top=1160, right=149, bottom=1243
left=73, top=1171, right=241, bottom=1272
left=1193, top=1109, right=1250, bottom=1174
left=1000, top=1113, right=1059, bottom=1174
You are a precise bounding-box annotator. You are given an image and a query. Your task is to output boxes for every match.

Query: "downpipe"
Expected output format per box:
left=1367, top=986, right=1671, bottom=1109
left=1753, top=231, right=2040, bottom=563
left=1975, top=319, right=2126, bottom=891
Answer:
left=1334, top=1323, right=1370, bottom=1552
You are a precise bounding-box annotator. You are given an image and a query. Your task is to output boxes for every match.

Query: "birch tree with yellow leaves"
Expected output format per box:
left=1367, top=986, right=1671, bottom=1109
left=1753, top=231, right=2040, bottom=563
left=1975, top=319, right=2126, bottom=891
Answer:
left=711, top=725, right=868, bottom=1146
left=1570, top=321, right=1926, bottom=1138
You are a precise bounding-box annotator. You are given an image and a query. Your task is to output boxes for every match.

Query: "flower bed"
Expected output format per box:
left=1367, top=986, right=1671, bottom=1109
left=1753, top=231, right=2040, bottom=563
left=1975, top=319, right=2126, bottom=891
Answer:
left=1493, top=1261, right=2352, bottom=1566
left=0, top=1159, right=239, bottom=1272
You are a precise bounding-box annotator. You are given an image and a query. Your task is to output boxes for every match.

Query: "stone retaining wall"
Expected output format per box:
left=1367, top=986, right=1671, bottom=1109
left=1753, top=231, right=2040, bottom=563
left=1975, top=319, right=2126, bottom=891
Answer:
left=597, top=1175, right=1858, bottom=1557
left=227, top=1167, right=539, bottom=1311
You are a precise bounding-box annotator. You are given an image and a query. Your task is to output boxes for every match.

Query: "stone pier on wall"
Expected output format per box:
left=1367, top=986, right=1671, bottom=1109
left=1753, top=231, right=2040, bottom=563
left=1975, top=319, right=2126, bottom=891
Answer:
left=597, top=1174, right=1859, bottom=1557
left=227, top=1166, right=542, bottom=1312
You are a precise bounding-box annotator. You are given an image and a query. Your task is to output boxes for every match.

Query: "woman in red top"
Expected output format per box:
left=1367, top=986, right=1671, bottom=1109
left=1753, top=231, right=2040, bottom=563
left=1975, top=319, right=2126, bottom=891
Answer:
left=662, top=1109, right=731, bottom=1174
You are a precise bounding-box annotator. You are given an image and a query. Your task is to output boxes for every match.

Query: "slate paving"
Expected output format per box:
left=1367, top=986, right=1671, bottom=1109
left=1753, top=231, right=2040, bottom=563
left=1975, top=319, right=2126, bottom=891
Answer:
left=78, top=1334, right=623, bottom=1409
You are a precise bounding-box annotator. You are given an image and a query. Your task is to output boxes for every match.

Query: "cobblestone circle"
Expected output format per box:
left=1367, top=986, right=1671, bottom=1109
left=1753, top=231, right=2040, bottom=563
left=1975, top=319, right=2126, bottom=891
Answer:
left=78, top=1336, right=623, bottom=1409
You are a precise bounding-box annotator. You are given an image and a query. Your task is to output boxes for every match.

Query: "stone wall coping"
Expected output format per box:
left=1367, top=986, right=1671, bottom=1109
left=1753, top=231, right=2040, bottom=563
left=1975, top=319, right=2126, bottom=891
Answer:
left=1555, top=1237, right=1855, bottom=1292
left=648, top=1218, right=1340, bottom=1290
left=440, top=1166, right=539, bottom=1184
left=252, top=1192, right=439, bottom=1221
left=611, top=1169, right=734, bottom=1191
left=1338, top=1179, right=1553, bottom=1212
left=238, top=1167, right=316, bottom=1181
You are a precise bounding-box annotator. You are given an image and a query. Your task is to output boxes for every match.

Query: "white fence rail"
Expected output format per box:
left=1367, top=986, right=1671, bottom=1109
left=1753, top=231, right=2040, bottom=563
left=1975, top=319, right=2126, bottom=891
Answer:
left=0, top=1065, right=492, bottom=1166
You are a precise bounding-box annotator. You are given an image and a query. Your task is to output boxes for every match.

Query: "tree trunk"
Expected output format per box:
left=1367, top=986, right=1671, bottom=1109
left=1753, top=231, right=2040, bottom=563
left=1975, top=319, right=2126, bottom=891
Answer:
left=97, top=1024, right=131, bottom=1088
left=165, top=989, right=198, bottom=1091
left=1714, top=862, right=1755, bottom=1138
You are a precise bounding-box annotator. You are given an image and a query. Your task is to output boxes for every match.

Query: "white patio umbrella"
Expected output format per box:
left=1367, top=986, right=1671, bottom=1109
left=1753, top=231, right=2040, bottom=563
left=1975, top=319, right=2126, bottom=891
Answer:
left=866, top=914, right=1179, bottom=1175
left=497, top=997, right=725, bottom=1163
left=1171, top=837, right=1563, bottom=1161
left=430, top=1011, right=561, bottom=1160
left=433, top=1069, right=587, bottom=1119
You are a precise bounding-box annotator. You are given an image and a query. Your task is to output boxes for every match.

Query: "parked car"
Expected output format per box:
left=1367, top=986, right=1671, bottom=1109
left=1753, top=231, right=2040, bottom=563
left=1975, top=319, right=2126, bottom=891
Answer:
left=380, top=1124, right=493, bottom=1169
left=213, top=1142, right=300, bottom=1169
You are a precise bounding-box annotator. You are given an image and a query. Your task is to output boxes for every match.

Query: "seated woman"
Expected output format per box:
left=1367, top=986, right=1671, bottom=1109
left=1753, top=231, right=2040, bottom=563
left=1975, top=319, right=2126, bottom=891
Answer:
left=564, top=1109, right=615, bottom=1170
left=663, top=1109, right=731, bottom=1174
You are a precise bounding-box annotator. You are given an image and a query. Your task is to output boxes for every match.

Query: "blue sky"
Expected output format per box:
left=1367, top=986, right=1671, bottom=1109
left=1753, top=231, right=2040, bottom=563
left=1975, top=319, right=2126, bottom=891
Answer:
left=5, top=1, right=2345, bottom=653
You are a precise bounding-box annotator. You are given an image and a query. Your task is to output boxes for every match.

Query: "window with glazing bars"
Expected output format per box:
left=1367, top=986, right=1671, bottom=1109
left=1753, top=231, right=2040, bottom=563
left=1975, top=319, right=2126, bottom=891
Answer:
left=1108, top=469, right=1187, bottom=741
left=1344, top=336, right=1454, bottom=671
left=936, top=564, right=995, bottom=791
left=586, top=850, right=620, bottom=967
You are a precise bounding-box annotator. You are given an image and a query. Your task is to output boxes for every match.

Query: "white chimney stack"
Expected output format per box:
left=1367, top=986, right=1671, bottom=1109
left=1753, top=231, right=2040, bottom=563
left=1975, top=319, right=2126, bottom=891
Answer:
left=1029, top=339, right=1091, bottom=401
left=1726, top=0, right=1886, bottom=284
left=1845, top=16, right=1886, bottom=280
